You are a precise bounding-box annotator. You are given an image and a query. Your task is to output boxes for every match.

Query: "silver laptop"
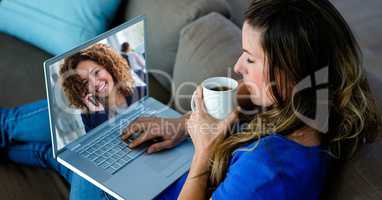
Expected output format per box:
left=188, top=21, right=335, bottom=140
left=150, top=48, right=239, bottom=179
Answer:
left=43, top=16, right=194, bottom=200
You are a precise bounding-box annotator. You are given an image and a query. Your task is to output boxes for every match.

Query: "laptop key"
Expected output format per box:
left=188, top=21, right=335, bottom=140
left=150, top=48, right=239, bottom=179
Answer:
left=100, top=146, right=110, bottom=152
left=81, top=152, right=90, bottom=158
left=112, top=163, right=122, bottom=169
left=77, top=148, right=85, bottom=154
left=121, top=155, right=133, bottom=163
left=111, top=138, right=120, bottom=144
left=109, top=149, right=118, bottom=154
left=88, top=147, right=97, bottom=153
left=117, top=158, right=129, bottom=166
left=113, top=152, right=123, bottom=159
left=118, top=143, right=127, bottom=149
left=95, top=150, right=104, bottom=155
left=104, top=136, right=113, bottom=141
left=96, top=143, right=105, bottom=150
left=94, top=157, right=105, bottom=164
left=100, top=162, right=110, bottom=169
left=88, top=154, right=97, bottom=161
left=104, top=152, right=112, bottom=157
left=109, top=157, right=117, bottom=164
left=127, top=149, right=144, bottom=159
left=105, top=167, right=115, bottom=174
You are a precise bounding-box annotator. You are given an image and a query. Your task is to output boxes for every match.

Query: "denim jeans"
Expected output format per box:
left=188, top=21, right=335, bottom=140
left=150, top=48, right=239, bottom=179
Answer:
left=0, top=100, right=114, bottom=200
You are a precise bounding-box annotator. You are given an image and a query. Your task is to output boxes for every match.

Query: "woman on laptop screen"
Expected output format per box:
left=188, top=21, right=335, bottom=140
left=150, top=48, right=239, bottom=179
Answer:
left=59, top=43, right=147, bottom=132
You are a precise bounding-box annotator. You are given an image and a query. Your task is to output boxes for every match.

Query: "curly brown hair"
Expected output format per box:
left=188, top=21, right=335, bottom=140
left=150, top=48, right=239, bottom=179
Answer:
left=60, top=43, right=134, bottom=110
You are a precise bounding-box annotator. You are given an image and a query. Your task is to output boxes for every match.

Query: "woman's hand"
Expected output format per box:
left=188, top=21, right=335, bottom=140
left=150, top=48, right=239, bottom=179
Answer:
left=121, top=115, right=189, bottom=154
left=187, top=86, right=239, bottom=156
left=82, top=94, right=105, bottom=112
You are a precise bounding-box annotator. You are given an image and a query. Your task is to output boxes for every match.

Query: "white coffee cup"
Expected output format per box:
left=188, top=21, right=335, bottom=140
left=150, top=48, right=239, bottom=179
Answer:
left=191, top=77, right=238, bottom=120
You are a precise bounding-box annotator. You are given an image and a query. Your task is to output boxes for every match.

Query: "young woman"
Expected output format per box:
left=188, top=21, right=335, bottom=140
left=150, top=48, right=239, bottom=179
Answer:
left=0, top=0, right=378, bottom=199
left=60, top=43, right=146, bottom=131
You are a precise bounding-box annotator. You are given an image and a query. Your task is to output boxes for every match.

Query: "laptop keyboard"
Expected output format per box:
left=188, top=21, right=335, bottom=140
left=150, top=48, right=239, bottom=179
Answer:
left=74, top=106, right=153, bottom=174
left=75, top=125, right=144, bottom=174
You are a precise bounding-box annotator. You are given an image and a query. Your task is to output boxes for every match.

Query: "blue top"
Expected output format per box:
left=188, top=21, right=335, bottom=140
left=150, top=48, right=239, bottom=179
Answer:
left=155, top=133, right=330, bottom=200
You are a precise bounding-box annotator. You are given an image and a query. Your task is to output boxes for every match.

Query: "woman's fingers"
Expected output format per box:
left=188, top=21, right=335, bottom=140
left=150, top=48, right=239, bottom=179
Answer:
left=146, top=140, right=173, bottom=154
left=82, top=94, right=93, bottom=107
left=120, top=117, right=153, bottom=140
left=82, top=94, right=104, bottom=111
left=194, top=86, right=207, bottom=113
left=121, top=124, right=140, bottom=140
left=129, top=130, right=157, bottom=148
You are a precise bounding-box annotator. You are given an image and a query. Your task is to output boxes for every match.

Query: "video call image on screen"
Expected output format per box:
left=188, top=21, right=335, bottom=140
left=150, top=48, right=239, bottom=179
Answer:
left=48, top=20, right=147, bottom=150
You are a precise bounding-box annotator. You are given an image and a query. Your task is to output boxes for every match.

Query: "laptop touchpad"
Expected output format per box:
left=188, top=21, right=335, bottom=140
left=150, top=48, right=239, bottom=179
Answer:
left=144, top=143, right=191, bottom=176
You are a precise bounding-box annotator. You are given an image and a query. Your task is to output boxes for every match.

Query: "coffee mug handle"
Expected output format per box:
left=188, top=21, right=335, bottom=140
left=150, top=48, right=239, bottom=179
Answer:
left=190, top=91, right=196, bottom=112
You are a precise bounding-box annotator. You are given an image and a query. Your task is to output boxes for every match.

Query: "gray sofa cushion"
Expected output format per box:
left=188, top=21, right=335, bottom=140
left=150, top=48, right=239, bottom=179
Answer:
left=331, top=0, right=382, bottom=56
left=329, top=0, right=382, bottom=111
left=0, top=33, right=52, bottom=108
left=172, top=12, right=242, bottom=112
left=123, top=0, right=231, bottom=90
left=225, top=0, right=251, bottom=27
left=364, top=52, right=382, bottom=114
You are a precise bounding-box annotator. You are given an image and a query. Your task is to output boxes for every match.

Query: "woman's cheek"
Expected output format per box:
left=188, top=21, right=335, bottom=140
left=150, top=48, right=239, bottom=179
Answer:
left=247, top=66, right=268, bottom=105
left=247, top=69, right=262, bottom=93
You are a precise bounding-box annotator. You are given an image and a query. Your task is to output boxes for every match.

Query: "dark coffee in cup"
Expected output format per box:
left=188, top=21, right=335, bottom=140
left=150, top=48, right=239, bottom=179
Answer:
left=209, top=86, right=232, bottom=91
left=192, top=77, right=238, bottom=119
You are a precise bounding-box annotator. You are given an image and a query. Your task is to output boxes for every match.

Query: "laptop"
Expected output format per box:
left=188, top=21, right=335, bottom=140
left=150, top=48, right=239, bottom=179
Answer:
left=43, top=16, right=194, bottom=200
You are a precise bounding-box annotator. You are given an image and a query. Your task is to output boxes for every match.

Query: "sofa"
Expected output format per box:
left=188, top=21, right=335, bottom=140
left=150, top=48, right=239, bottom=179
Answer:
left=0, top=0, right=381, bottom=199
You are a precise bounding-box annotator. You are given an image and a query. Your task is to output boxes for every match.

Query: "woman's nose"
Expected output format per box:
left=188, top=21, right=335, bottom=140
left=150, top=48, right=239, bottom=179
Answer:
left=234, top=59, right=243, bottom=74
left=94, top=79, right=101, bottom=89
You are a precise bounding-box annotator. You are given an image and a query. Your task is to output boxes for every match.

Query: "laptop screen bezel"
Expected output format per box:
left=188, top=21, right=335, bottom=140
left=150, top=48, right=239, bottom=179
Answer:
left=43, top=16, right=148, bottom=158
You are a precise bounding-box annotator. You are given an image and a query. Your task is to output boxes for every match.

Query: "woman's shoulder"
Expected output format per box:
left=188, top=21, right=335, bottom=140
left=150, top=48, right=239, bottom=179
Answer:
left=232, top=133, right=328, bottom=159
left=229, top=133, right=330, bottom=177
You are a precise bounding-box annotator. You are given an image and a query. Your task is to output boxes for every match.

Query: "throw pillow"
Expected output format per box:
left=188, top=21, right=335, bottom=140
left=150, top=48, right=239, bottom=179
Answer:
left=0, top=0, right=121, bottom=55
left=172, top=12, right=242, bottom=112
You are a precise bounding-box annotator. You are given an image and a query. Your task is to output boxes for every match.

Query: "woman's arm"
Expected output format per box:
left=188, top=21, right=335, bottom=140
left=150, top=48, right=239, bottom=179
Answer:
left=178, top=152, right=210, bottom=200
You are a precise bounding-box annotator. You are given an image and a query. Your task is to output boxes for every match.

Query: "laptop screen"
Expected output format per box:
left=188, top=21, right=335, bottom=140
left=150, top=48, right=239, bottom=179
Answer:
left=45, top=17, right=147, bottom=152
